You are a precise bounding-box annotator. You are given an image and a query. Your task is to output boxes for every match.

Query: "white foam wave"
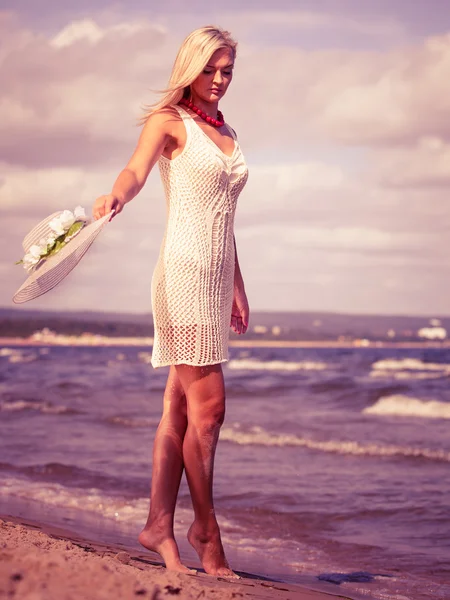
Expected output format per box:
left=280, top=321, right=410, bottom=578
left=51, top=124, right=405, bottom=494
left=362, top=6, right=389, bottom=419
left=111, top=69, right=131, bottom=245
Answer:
left=363, top=395, right=450, bottom=420
left=138, top=351, right=153, bottom=364
left=372, top=358, right=450, bottom=373
left=106, top=415, right=159, bottom=428
left=227, top=359, right=328, bottom=371
left=0, top=476, right=239, bottom=538
left=0, top=348, right=15, bottom=356
left=0, top=476, right=150, bottom=523
left=370, top=371, right=444, bottom=380
left=220, top=426, right=450, bottom=462
left=0, top=400, right=74, bottom=415
left=0, top=348, right=38, bottom=363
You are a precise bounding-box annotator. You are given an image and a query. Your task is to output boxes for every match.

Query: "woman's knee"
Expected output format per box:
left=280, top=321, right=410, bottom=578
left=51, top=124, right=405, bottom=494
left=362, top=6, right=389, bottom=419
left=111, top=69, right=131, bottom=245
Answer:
left=174, top=363, right=226, bottom=429
left=190, top=394, right=226, bottom=433
left=164, top=366, right=188, bottom=417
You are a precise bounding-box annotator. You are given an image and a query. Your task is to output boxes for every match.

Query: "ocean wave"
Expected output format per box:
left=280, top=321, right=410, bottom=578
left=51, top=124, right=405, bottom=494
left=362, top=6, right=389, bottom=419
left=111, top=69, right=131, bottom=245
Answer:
left=137, top=351, right=153, bottom=364
left=363, top=395, right=450, bottom=420
left=0, top=474, right=264, bottom=561
left=220, top=426, right=450, bottom=462
left=227, top=359, right=329, bottom=371
left=0, top=461, right=142, bottom=493
left=370, top=371, right=444, bottom=380
left=371, top=358, right=450, bottom=373
left=0, top=348, right=15, bottom=356
left=106, top=415, right=160, bottom=428
left=0, top=475, right=150, bottom=523
left=0, top=400, right=79, bottom=415
left=0, top=348, right=38, bottom=363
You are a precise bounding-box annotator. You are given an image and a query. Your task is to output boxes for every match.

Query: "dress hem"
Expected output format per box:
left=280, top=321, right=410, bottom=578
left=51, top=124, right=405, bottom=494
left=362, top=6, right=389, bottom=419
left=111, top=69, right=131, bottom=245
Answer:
left=151, top=357, right=229, bottom=369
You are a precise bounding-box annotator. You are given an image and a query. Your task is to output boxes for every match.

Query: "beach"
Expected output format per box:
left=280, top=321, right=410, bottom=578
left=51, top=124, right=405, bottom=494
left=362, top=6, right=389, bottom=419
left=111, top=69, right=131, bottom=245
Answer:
left=0, top=515, right=348, bottom=600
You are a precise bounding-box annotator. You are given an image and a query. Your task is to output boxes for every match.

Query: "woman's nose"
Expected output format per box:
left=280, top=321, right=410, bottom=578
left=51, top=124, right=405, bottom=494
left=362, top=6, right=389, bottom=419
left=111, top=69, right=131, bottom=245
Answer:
left=213, top=70, right=223, bottom=84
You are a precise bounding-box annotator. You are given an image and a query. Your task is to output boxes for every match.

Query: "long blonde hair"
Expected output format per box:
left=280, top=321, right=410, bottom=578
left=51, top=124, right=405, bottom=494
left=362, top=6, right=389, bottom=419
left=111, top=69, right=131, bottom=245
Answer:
left=139, top=26, right=237, bottom=125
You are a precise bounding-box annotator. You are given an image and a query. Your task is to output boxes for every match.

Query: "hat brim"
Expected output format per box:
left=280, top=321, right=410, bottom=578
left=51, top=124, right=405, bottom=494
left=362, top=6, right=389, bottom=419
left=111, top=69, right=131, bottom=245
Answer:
left=13, top=211, right=114, bottom=304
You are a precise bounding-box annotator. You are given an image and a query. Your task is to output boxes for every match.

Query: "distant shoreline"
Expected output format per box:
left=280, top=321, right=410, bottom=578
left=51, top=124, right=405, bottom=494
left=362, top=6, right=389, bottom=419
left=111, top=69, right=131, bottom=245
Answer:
left=0, top=336, right=449, bottom=349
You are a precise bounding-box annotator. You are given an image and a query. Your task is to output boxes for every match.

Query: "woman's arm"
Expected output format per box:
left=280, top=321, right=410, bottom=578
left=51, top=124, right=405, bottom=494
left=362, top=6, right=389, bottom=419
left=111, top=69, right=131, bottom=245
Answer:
left=233, top=235, right=245, bottom=291
left=92, top=109, right=179, bottom=220
left=231, top=235, right=249, bottom=334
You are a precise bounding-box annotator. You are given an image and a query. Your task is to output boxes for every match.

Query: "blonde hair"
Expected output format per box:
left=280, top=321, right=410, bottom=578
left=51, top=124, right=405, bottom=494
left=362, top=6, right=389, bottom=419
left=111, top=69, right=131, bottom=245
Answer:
left=139, top=25, right=237, bottom=125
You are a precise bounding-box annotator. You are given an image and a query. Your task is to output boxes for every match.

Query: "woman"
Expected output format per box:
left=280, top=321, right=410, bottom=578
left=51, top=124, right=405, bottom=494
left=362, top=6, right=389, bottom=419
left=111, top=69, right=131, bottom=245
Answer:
left=93, top=26, right=249, bottom=577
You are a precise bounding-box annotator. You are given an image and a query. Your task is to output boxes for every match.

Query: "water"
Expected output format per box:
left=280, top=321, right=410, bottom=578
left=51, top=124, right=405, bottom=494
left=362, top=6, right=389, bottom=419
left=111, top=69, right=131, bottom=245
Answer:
left=0, top=343, right=449, bottom=600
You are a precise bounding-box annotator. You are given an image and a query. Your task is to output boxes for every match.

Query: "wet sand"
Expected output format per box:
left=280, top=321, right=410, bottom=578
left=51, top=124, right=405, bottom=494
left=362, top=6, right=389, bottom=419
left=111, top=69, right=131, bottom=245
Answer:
left=0, top=515, right=352, bottom=600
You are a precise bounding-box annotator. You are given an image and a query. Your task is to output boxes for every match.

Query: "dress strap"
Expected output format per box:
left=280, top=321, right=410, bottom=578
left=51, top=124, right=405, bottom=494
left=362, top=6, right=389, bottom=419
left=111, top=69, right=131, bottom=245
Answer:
left=224, top=123, right=237, bottom=140
left=174, top=104, right=190, bottom=120
left=176, top=104, right=237, bottom=140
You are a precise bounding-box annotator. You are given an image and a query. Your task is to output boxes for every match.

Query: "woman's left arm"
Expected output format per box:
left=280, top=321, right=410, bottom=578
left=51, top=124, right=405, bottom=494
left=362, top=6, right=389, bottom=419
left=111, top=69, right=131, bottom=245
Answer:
left=231, top=235, right=250, bottom=335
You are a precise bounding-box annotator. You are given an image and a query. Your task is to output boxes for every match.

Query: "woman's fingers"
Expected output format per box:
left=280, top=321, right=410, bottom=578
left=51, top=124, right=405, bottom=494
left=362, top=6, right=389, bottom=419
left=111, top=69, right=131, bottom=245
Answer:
left=231, top=314, right=245, bottom=334
left=92, top=195, right=123, bottom=220
left=105, top=195, right=119, bottom=217
left=92, top=196, right=106, bottom=220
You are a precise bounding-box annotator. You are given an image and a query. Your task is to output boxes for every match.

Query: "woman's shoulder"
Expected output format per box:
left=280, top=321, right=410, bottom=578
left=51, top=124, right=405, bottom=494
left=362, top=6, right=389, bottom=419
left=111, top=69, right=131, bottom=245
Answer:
left=141, top=105, right=184, bottom=139
left=149, top=105, right=183, bottom=124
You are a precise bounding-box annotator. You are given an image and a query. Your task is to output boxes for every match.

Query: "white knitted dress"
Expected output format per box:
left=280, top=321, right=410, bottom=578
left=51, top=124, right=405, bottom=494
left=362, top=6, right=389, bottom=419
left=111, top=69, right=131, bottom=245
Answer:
left=150, top=105, right=249, bottom=368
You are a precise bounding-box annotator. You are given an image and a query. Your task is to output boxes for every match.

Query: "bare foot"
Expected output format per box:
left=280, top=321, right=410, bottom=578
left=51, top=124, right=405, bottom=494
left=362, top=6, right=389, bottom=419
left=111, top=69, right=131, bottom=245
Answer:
left=187, top=520, right=239, bottom=578
left=138, top=527, right=196, bottom=575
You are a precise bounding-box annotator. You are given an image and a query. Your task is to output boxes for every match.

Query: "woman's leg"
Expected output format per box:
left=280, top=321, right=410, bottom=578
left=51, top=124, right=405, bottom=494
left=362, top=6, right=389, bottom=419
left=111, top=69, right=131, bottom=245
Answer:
left=174, top=363, right=236, bottom=577
left=138, top=365, right=193, bottom=573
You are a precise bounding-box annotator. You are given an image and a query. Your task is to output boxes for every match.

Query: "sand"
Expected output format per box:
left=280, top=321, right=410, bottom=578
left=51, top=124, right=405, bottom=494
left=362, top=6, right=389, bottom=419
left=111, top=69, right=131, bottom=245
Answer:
left=0, top=516, right=352, bottom=600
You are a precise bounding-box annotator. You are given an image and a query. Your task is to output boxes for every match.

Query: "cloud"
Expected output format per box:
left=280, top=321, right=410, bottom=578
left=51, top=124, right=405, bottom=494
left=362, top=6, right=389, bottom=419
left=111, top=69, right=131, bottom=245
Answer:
left=3, top=11, right=450, bottom=171
left=311, top=34, right=450, bottom=146
left=372, top=137, right=450, bottom=188
left=0, top=14, right=168, bottom=168
left=225, top=9, right=406, bottom=40
left=225, top=31, right=450, bottom=154
left=249, top=162, right=346, bottom=194
left=238, top=223, right=430, bottom=253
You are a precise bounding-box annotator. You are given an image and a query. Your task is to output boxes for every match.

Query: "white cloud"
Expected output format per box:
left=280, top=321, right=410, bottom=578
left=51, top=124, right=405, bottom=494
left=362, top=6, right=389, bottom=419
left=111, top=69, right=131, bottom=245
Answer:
left=373, top=137, right=450, bottom=187
left=226, top=9, right=406, bottom=39
left=50, top=18, right=162, bottom=48
left=0, top=15, right=169, bottom=167
left=249, top=162, right=346, bottom=194
left=238, top=223, right=429, bottom=253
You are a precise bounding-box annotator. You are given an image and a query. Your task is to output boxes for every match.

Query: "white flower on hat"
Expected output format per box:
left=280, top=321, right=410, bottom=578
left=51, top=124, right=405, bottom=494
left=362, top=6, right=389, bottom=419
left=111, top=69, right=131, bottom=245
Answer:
left=74, top=206, right=86, bottom=219
left=49, top=210, right=76, bottom=236
left=29, top=244, right=45, bottom=259
left=16, top=206, right=88, bottom=273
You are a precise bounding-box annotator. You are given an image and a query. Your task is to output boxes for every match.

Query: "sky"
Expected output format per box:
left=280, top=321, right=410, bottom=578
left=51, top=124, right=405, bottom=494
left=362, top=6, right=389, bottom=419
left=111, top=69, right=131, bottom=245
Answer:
left=2, top=0, right=450, bottom=317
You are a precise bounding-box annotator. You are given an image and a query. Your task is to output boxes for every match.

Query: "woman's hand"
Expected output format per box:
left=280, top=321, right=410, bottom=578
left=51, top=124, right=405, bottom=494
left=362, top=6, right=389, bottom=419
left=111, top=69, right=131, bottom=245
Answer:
left=92, top=194, right=124, bottom=221
left=230, top=286, right=249, bottom=335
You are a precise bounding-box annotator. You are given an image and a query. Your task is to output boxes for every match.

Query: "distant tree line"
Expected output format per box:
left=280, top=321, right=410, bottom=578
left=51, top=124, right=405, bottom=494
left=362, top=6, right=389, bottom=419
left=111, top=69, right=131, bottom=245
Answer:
left=0, top=317, right=154, bottom=338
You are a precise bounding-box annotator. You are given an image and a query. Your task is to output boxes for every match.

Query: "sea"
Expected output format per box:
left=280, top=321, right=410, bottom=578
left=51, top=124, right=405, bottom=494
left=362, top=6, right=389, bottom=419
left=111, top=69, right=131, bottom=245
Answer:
left=0, top=342, right=449, bottom=600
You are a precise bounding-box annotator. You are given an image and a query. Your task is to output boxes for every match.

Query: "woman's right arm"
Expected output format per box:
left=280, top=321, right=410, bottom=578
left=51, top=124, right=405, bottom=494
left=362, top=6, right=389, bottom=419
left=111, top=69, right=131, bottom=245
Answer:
left=92, top=109, right=174, bottom=220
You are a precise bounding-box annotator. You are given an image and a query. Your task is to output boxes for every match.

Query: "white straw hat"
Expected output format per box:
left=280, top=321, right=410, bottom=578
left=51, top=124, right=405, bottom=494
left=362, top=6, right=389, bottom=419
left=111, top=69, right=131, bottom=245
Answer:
left=13, top=210, right=114, bottom=304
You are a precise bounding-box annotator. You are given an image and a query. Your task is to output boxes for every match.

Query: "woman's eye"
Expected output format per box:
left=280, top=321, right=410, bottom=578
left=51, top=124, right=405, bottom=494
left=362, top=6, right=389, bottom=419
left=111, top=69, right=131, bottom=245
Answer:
left=203, top=70, right=233, bottom=76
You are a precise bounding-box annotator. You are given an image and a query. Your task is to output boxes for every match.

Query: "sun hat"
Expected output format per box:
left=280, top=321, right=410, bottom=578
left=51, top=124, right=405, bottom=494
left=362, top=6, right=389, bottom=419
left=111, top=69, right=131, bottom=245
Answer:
left=13, top=208, right=114, bottom=304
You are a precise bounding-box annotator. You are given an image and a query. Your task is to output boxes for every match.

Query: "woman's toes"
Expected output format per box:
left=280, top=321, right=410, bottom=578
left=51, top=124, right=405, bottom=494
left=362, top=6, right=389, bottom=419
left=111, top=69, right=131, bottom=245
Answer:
left=217, top=567, right=240, bottom=578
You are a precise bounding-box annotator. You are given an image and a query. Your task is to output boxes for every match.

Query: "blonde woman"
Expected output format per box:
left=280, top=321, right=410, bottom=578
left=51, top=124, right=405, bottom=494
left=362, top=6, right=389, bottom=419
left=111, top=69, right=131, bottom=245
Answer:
left=93, top=26, right=249, bottom=576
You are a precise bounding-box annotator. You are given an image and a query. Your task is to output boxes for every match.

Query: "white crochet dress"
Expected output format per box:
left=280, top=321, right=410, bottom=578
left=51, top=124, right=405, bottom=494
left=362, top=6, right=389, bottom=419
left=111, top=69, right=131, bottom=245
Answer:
left=150, top=105, right=249, bottom=368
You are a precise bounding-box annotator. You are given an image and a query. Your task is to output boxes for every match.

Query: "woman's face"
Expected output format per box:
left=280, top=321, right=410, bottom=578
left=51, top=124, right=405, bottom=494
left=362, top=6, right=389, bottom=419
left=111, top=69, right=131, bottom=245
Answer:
left=190, top=47, right=234, bottom=104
